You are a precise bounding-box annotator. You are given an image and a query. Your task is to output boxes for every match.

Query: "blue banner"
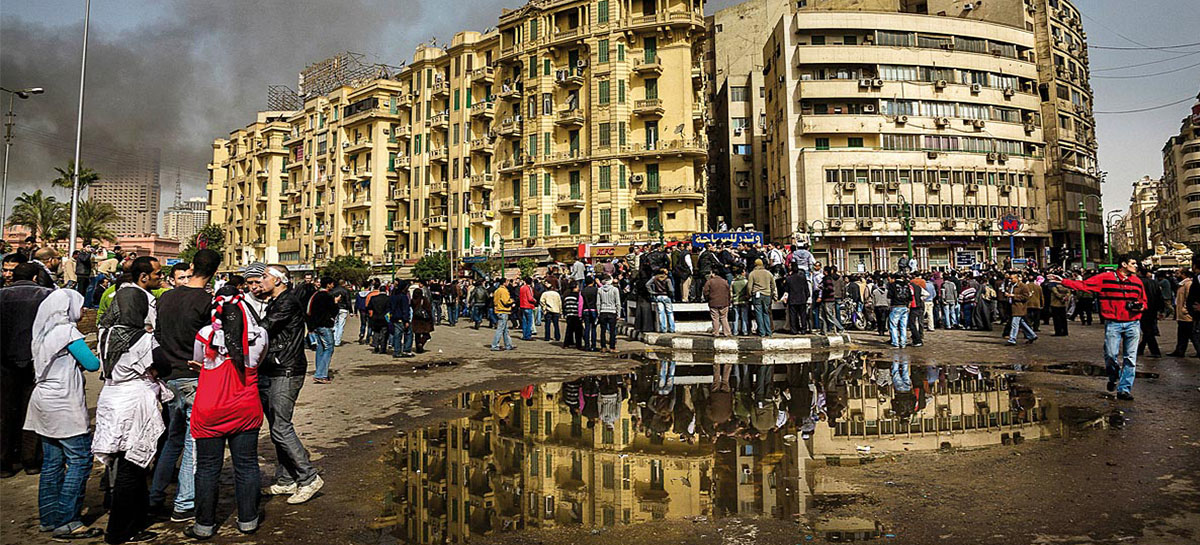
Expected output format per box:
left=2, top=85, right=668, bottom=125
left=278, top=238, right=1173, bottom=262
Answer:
left=691, top=232, right=763, bottom=248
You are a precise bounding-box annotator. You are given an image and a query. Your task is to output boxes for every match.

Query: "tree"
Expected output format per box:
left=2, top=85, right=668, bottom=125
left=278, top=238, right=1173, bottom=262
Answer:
left=179, top=224, right=226, bottom=263
left=413, top=252, right=449, bottom=281
left=322, top=255, right=371, bottom=286
left=517, top=257, right=537, bottom=279
left=6, top=189, right=67, bottom=242
left=51, top=161, right=101, bottom=192
left=75, top=199, right=122, bottom=245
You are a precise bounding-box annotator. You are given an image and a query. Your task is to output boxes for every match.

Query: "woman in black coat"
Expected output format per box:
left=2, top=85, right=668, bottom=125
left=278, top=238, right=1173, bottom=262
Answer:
left=1137, top=269, right=1163, bottom=357
left=411, top=288, right=435, bottom=353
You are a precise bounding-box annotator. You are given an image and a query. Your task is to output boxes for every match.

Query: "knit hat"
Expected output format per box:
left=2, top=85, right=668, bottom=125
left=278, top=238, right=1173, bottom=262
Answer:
left=243, top=262, right=267, bottom=279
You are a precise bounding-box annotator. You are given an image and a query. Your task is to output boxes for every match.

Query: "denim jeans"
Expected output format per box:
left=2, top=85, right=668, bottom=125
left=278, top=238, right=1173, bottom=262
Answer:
left=654, top=295, right=675, bottom=333
left=358, top=313, right=369, bottom=339
left=733, top=303, right=751, bottom=335
left=821, top=301, right=843, bottom=333
left=543, top=312, right=561, bottom=341
left=890, top=362, right=912, bottom=392
left=447, top=303, right=458, bottom=326
left=521, top=308, right=536, bottom=340
left=888, top=306, right=910, bottom=347
left=1104, top=320, right=1141, bottom=394
left=492, top=312, right=513, bottom=350
left=961, top=303, right=975, bottom=329
left=432, top=301, right=444, bottom=324
left=38, top=434, right=92, bottom=533
left=535, top=307, right=543, bottom=327
left=333, top=309, right=349, bottom=346
left=192, top=430, right=260, bottom=537
left=944, top=303, right=960, bottom=328
left=471, top=305, right=486, bottom=327
left=313, top=327, right=335, bottom=379
left=149, top=377, right=197, bottom=512
left=599, top=313, right=618, bottom=349
left=258, top=375, right=317, bottom=487
left=753, top=295, right=773, bottom=337
left=582, top=309, right=599, bottom=350
left=1007, top=316, right=1037, bottom=343
left=392, top=322, right=414, bottom=356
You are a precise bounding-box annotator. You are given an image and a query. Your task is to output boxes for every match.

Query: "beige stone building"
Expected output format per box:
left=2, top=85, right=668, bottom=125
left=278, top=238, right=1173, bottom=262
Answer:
left=1124, top=175, right=1159, bottom=255
left=208, top=0, right=709, bottom=271
left=761, top=0, right=1051, bottom=270
left=1154, top=100, right=1200, bottom=248
left=90, top=153, right=162, bottom=236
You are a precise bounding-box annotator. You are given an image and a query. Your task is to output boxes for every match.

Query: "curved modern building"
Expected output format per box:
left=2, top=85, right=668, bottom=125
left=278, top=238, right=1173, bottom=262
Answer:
left=758, top=0, right=1097, bottom=270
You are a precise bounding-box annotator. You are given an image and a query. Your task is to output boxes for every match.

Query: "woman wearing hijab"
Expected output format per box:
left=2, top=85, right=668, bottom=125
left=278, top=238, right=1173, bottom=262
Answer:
left=24, top=290, right=103, bottom=539
left=410, top=287, right=435, bottom=353
left=94, top=286, right=171, bottom=544
left=185, top=287, right=266, bottom=540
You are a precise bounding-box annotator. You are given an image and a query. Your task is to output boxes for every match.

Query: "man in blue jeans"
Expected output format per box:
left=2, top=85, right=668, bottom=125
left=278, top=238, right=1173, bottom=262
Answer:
left=389, top=279, right=415, bottom=358
left=886, top=273, right=912, bottom=348
left=1061, top=257, right=1148, bottom=401
left=306, top=277, right=339, bottom=384
left=1004, top=272, right=1038, bottom=345
left=492, top=278, right=515, bottom=351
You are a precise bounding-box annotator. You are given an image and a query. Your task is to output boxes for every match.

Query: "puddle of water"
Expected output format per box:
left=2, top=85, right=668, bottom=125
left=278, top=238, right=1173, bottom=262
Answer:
left=372, top=351, right=1089, bottom=543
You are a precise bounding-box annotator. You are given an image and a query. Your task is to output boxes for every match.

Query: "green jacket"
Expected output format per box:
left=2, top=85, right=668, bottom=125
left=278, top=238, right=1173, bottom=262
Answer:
left=731, top=276, right=749, bottom=304
left=747, top=266, right=776, bottom=300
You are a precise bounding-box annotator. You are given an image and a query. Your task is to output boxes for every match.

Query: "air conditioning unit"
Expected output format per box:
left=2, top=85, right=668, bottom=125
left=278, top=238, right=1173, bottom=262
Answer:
left=998, top=153, right=1009, bottom=162
left=872, top=78, right=883, bottom=87
left=733, top=128, right=743, bottom=136
left=942, top=219, right=956, bottom=230
left=863, top=34, right=874, bottom=43
left=737, top=180, right=749, bottom=188
left=577, top=59, right=588, bottom=69
left=967, top=183, right=979, bottom=193
left=963, top=2, right=975, bottom=10
left=342, top=141, right=350, bottom=148
left=858, top=219, right=873, bottom=229
left=1024, top=123, right=1036, bottom=133
left=970, top=83, right=982, bottom=93
left=556, top=69, right=568, bottom=80
left=987, top=152, right=999, bottom=161
left=886, top=181, right=900, bottom=191
left=843, top=181, right=857, bottom=191
left=341, top=165, right=351, bottom=172
left=1003, top=87, right=1015, bottom=97
left=858, top=78, right=872, bottom=88
left=979, top=220, right=993, bottom=230
left=939, top=43, right=955, bottom=50
left=631, top=174, right=644, bottom=184
left=830, top=219, right=844, bottom=229
left=935, top=117, right=950, bottom=127
left=896, top=114, right=909, bottom=124
left=934, top=79, right=948, bottom=89
left=927, top=151, right=939, bottom=159
left=927, top=181, right=941, bottom=192
left=863, top=104, right=876, bottom=113
left=972, top=119, right=986, bottom=129
left=1001, top=184, right=1014, bottom=193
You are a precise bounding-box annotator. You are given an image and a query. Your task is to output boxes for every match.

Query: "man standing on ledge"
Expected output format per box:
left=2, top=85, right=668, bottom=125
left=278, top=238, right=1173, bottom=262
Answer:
left=258, top=265, right=324, bottom=502
left=1061, top=257, right=1147, bottom=401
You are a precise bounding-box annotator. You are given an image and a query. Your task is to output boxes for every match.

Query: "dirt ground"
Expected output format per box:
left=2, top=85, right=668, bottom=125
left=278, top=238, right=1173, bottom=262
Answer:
left=1, top=317, right=1197, bottom=545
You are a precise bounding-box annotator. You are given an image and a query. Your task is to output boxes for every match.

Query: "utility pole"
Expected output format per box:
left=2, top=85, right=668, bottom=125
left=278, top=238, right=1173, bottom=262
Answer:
left=67, top=0, right=92, bottom=257
left=1, top=86, right=45, bottom=240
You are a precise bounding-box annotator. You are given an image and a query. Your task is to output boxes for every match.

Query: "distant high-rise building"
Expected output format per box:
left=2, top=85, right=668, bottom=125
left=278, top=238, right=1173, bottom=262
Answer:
left=163, top=198, right=210, bottom=242
left=90, top=152, right=162, bottom=236
left=1154, top=98, right=1200, bottom=248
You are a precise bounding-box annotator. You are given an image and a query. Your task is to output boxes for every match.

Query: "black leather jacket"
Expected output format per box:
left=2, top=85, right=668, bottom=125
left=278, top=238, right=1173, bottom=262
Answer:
left=260, top=286, right=307, bottom=377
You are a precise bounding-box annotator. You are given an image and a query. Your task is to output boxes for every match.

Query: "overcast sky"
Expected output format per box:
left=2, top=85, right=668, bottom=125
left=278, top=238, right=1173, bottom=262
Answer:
left=1, top=0, right=1197, bottom=223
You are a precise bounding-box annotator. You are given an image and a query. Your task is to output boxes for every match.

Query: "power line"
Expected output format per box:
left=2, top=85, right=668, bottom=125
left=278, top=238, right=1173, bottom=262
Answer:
left=1091, top=41, right=1200, bottom=51
left=1079, top=11, right=1155, bottom=49
left=1093, top=60, right=1200, bottom=79
left=1095, top=96, right=1196, bottom=115
left=1093, top=50, right=1200, bottom=72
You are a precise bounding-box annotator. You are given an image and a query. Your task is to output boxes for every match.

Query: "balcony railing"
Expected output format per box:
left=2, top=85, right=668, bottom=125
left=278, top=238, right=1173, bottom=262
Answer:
left=497, top=116, right=522, bottom=136
left=470, top=172, right=495, bottom=188
left=423, top=215, right=449, bottom=228
left=635, top=184, right=704, bottom=201
left=430, top=181, right=449, bottom=194
left=470, top=138, right=494, bottom=154
left=498, top=198, right=521, bottom=213
left=633, top=98, right=665, bottom=117
left=392, top=187, right=411, bottom=200
left=633, top=56, right=663, bottom=73
left=431, top=80, right=451, bottom=97
left=470, top=101, right=495, bottom=118
left=556, top=193, right=586, bottom=208
left=429, top=146, right=449, bottom=162
left=555, top=108, right=585, bottom=126
left=471, top=66, right=494, bottom=82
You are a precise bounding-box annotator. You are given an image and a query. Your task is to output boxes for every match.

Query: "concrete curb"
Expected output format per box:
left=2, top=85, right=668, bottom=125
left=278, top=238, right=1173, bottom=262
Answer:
left=638, top=332, right=851, bottom=352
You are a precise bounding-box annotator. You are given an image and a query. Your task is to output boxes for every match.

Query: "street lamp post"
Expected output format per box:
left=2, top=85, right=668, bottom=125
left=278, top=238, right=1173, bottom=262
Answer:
left=1105, top=210, right=1123, bottom=265
left=1080, top=195, right=1103, bottom=270
left=898, top=195, right=913, bottom=259
left=1, top=87, right=45, bottom=241
left=67, top=0, right=92, bottom=257
left=491, top=233, right=505, bottom=278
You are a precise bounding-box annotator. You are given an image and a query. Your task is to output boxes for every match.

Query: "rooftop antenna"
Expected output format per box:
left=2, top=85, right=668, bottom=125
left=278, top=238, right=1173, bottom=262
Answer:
left=173, top=169, right=182, bottom=207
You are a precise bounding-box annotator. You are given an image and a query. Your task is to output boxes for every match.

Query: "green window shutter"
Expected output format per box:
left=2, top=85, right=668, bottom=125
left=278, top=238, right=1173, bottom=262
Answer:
left=543, top=58, right=551, bottom=76
left=647, top=164, right=660, bottom=192
left=530, top=215, right=538, bottom=237
left=618, top=122, right=627, bottom=146
left=466, top=88, right=472, bottom=107
left=599, top=165, right=611, bottom=190
left=599, top=80, right=610, bottom=105
left=454, top=89, right=460, bottom=110
left=463, top=227, right=471, bottom=249
left=600, top=209, right=611, bottom=233
left=620, top=209, right=627, bottom=231
left=543, top=133, right=550, bottom=157
left=529, top=56, right=538, bottom=78
left=598, top=39, right=609, bottom=63
left=599, top=123, right=611, bottom=146
left=569, top=212, right=580, bottom=235
left=569, top=171, right=581, bottom=198
left=415, top=134, right=422, bottom=153
left=618, top=80, right=625, bottom=103
left=544, top=214, right=550, bottom=235
left=528, top=134, right=538, bottom=156
left=530, top=19, right=538, bottom=38
left=388, top=152, right=396, bottom=172
left=598, top=0, right=609, bottom=23
left=513, top=218, right=521, bottom=238
left=529, top=174, right=537, bottom=197
left=646, top=78, right=658, bottom=100
left=543, top=173, right=551, bottom=196
left=617, top=43, right=625, bottom=61
left=619, top=164, right=626, bottom=188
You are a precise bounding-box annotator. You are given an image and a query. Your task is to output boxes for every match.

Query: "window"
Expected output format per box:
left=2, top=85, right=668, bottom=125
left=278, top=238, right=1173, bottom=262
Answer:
left=599, top=165, right=611, bottom=189
left=542, top=93, right=553, bottom=115
left=543, top=58, right=551, bottom=76
left=730, top=86, right=749, bottom=102
left=731, top=117, right=749, bottom=130
left=618, top=122, right=627, bottom=145
left=528, top=174, right=537, bottom=197
left=599, top=80, right=610, bottom=104
left=543, top=173, right=551, bottom=195
left=529, top=56, right=538, bottom=78
left=811, top=35, right=826, bottom=45
left=620, top=208, right=627, bottom=231
left=530, top=215, right=538, bottom=237
left=544, top=214, right=550, bottom=235
left=454, top=89, right=460, bottom=110
left=617, top=43, right=625, bottom=61
left=530, top=19, right=538, bottom=38
left=598, top=0, right=609, bottom=23
left=843, top=35, right=857, bottom=45
left=815, top=137, right=829, bottom=150
left=737, top=198, right=751, bottom=208
left=848, top=137, right=864, bottom=148
left=645, top=78, right=658, bottom=100
left=600, top=209, right=611, bottom=233
left=646, top=164, right=660, bottom=192
left=599, top=123, right=611, bottom=146
left=733, top=144, right=751, bottom=154
left=598, top=39, right=609, bottom=63
left=619, top=164, right=626, bottom=188
left=618, top=79, right=626, bottom=103
left=569, top=212, right=580, bottom=234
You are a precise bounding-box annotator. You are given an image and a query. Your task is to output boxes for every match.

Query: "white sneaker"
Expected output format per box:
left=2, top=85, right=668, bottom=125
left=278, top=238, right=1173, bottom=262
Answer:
left=286, top=475, right=324, bottom=504
left=265, top=482, right=297, bottom=495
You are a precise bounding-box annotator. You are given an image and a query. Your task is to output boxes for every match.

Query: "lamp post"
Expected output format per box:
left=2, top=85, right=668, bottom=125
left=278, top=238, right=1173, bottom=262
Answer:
left=897, top=195, right=913, bottom=259
left=1105, top=210, right=1123, bottom=265
left=1, top=86, right=45, bottom=240
left=1080, top=194, right=1102, bottom=270
left=67, top=0, right=92, bottom=257
left=491, top=233, right=505, bottom=279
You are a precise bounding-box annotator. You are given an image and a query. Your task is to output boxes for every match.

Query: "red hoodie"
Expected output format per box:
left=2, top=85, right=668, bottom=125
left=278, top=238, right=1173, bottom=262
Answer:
left=519, top=284, right=536, bottom=309
left=1061, top=270, right=1147, bottom=322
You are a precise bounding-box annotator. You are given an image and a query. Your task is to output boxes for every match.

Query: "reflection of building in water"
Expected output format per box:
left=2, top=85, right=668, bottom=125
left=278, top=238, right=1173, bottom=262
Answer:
left=381, top=357, right=1059, bottom=542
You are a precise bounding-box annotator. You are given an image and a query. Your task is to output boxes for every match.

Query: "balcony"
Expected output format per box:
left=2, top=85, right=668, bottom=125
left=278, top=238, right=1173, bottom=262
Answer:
left=255, top=169, right=270, bottom=179
left=394, top=93, right=413, bottom=110
left=255, top=214, right=268, bottom=225
left=429, top=146, right=449, bottom=163
left=393, top=155, right=411, bottom=170
left=470, top=172, right=495, bottom=189
left=391, top=125, right=412, bottom=140
left=556, top=193, right=586, bottom=209
left=342, top=106, right=402, bottom=127
left=392, top=186, right=411, bottom=201
left=469, top=210, right=494, bottom=223
left=498, top=198, right=522, bottom=214
left=471, top=66, right=494, bottom=83
left=346, top=194, right=372, bottom=209
left=429, top=112, right=449, bottom=130
left=286, top=157, right=304, bottom=170
left=430, top=181, right=449, bottom=195
left=635, top=184, right=704, bottom=202
left=497, top=84, right=522, bottom=101
left=634, top=99, right=665, bottom=118
left=470, top=101, right=495, bottom=119
left=390, top=218, right=411, bottom=231
left=627, top=138, right=708, bottom=160
left=543, top=149, right=588, bottom=167
left=555, top=108, right=585, bottom=127
left=431, top=80, right=450, bottom=98
left=423, top=215, right=449, bottom=229
left=498, top=155, right=528, bottom=174
left=633, top=56, right=663, bottom=74
left=352, top=166, right=372, bottom=180
left=624, top=10, right=705, bottom=33
left=344, top=139, right=373, bottom=154
left=497, top=116, right=522, bottom=137
left=313, top=225, right=327, bottom=237
left=554, top=68, right=584, bottom=88
left=470, top=138, right=495, bottom=155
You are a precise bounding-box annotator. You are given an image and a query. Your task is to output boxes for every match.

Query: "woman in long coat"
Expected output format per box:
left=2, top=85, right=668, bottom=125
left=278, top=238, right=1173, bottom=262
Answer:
left=411, top=287, right=435, bottom=353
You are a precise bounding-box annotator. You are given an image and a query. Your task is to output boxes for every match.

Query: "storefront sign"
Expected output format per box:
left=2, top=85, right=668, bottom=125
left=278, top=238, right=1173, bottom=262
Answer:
left=1001, top=215, right=1021, bottom=233
left=955, top=251, right=977, bottom=267
left=691, top=231, right=763, bottom=248
left=578, top=244, right=632, bottom=259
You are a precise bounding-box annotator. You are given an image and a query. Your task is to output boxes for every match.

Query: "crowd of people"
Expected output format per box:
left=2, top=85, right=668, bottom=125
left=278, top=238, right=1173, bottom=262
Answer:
left=1, top=241, right=325, bottom=542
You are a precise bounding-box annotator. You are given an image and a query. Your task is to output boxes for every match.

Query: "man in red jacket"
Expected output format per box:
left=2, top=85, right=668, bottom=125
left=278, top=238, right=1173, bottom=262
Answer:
left=518, top=278, right=537, bottom=341
left=1061, top=257, right=1148, bottom=401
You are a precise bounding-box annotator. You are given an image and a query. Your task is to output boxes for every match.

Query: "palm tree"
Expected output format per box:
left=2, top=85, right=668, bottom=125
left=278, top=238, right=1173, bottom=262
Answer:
left=7, top=189, right=67, bottom=241
left=75, top=199, right=122, bottom=244
left=51, top=161, right=101, bottom=192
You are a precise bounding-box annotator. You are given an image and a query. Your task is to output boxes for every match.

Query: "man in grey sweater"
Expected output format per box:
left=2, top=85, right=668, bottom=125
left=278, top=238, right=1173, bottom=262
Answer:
left=597, top=275, right=622, bottom=352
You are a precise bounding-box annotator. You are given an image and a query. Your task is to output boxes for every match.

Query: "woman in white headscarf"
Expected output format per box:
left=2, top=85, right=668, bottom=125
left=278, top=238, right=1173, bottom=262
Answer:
left=23, top=289, right=104, bottom=539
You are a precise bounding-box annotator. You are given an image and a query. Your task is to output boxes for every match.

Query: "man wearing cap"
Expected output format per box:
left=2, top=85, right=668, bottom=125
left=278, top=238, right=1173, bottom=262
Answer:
left=242, top=262, right=270, bottom=319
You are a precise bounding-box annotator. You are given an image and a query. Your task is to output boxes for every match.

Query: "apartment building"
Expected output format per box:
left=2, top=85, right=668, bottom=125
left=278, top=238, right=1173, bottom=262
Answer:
left=1154, top=99, right=1200, bottom=247
left=762, top=0, right=1051, bottom=270
left=1125, top=175, right=1160, bottom=255
left=207, top=112, right=292, bottom=268
left=89, top=153, right=162, bottom=236
left=706, top=0, right=790, bottom=232
left=1032, top=0, right=1102, bottom=259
